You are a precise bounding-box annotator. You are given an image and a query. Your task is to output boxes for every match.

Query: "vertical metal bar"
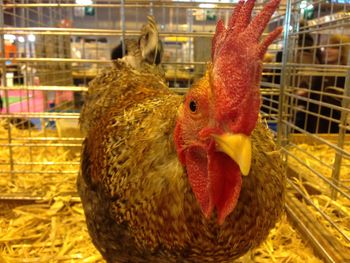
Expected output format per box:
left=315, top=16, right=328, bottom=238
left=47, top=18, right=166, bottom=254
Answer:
left=187, top=7, right=193, bottom=89
left=277, top=0, right=292, bottom=146
left=94, top=0, right=98, bottom=74
left=149, top=1, right=154, bottom=16
left=330, top=49, right=350, bottom=200
left=120, top=0, right=126, bottom=57
left=108, top=0, right=112, bottom=57
left=23, top=0, right=34, bottom=170
left=169, top=7, right=173, bottom=33
left=57, top=0, right=63, bottom=108
left=0, top=0, right=15, bottom=174
left=22, top=1, right=31, bottom=114
left=40, top=0, right=48, bottom=132
left=174, top=5, right=179, bottom=87
left=135, top=2, right=138, bottom=31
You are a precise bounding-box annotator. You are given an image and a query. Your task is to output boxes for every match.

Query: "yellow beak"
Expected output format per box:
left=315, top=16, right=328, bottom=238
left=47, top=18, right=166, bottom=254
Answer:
left=212, top=133, right=252, bottom=176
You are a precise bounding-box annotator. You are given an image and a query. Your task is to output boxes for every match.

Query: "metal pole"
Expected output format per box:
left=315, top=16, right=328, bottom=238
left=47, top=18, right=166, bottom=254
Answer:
left=187, top=7, right=193, bottom=88
left=23, top=0, right=34, bottom=170
left=330, top=48, right=350, bottom=200
left=120, top=0, right=126, bottom=57
left=149, top=1, right=154, bottom=16
left=277, top=0, right=292, bottom=147
left=0, top=0, right=15, bottom=175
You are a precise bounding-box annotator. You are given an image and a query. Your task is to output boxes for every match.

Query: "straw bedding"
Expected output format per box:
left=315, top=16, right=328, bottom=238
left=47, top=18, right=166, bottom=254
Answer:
left=287, top=142, right=350, bottom=248
left=0, top=123, right=326, bottom=262
left=0, top=200, right=322, bottom=263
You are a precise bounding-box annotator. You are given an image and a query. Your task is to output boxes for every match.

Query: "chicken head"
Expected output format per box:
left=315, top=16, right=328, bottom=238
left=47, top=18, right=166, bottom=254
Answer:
left=174, top=0, right=282, bottom=224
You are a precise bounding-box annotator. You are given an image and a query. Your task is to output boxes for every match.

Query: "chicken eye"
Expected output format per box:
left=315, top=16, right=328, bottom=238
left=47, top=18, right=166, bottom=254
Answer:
left=189, top=100, right=197, bottom=112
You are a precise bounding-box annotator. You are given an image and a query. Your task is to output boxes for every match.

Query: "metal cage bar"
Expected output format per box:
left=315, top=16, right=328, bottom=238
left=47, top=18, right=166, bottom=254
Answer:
left=1, top=0, right=350, bottom=262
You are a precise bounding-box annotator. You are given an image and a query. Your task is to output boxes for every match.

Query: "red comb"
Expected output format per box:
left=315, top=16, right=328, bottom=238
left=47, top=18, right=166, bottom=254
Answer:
left=211, top=0, right=282, bottom=135
left=212, top=0, right=282, bottom=61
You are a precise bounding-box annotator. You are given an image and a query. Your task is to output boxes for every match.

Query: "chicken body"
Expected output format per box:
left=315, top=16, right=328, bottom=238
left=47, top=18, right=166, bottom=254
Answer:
left=78, top=0, right=285, bottom=261
left=78, top=60, right=285, bottom=262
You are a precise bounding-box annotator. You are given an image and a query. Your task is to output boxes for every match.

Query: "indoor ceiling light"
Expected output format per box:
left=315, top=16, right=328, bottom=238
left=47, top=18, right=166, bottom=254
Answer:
left=4, top=34, right=16, bottom=41
left=18, top=36, right=25, bottom=43
left=199, top=3, right=216, bottom=8
left=28, top=34, right=36, bottom=42
left=75, top=0, right=93, bottom=5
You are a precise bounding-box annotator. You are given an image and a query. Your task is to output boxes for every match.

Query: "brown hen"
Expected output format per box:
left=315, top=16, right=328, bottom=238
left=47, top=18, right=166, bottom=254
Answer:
left=78, top=0, right=286, bottom=262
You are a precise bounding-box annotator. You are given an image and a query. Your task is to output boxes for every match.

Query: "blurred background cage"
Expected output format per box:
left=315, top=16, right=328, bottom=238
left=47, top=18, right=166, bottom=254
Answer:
left=0, top=0, right=349, bottom=262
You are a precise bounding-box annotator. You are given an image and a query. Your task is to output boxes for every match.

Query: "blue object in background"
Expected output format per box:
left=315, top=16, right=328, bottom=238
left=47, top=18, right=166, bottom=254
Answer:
left=268, top=123, right=277, bottom=132
left=46, top=102, right=56, bottom=129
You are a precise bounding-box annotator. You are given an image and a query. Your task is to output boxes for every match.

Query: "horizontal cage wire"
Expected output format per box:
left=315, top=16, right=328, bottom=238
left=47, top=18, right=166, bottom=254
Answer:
left=274, top=0, right=350, bottom=262
left=0, top=0, right=349, bottom=262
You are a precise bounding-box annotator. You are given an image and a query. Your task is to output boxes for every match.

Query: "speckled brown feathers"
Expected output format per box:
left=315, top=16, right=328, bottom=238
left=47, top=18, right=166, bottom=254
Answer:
left=80, top=60, right=167, bottom=135
left=77, top=60, right=285, bottom=262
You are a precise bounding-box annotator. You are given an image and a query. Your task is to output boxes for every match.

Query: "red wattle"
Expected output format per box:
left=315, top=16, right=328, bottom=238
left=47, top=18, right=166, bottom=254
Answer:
left=184, top=143, right=242, bottom=224
left=208, top=143, right=242, bottom=224
left=185, top=146, right=213, bottom=218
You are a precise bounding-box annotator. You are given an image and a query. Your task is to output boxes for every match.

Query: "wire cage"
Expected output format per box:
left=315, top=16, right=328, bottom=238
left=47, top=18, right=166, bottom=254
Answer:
left=0, top=0, right=349, bottom=262
left=273, top=1, right=350, bottom=262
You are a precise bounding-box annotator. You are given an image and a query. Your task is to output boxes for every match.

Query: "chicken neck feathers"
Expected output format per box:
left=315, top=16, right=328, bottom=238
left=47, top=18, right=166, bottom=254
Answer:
left=80, top=60, right=167, bottom=135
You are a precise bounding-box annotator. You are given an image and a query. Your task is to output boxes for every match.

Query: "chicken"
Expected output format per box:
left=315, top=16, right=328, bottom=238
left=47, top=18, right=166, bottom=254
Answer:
left=77, top=0, right=285, bottom=262
left=111, top=16, right=163, bottom=69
